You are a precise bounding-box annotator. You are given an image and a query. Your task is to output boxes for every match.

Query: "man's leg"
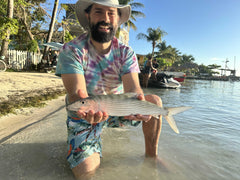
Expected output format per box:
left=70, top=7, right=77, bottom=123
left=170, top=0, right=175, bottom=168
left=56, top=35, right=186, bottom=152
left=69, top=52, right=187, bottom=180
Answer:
left=142, top=95, right=162, bottom=157
left=142, top=73, right=149, bottom=88
left=72, top=152, right=100, bottom=179
left=66, top=117, right=104, bottom=179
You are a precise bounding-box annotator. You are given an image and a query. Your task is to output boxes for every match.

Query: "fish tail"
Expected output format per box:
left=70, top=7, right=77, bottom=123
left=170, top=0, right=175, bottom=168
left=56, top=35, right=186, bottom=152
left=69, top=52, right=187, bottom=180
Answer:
left=164, top=115, right=179, bottom=134
left=164, top=106, right=192, bottom=134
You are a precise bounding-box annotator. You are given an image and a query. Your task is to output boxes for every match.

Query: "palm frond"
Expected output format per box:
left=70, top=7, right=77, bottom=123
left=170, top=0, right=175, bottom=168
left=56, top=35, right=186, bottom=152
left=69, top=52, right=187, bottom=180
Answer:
left=131, top=10, right=145, bottom=18
left=130, top=2, right=145, bottom=8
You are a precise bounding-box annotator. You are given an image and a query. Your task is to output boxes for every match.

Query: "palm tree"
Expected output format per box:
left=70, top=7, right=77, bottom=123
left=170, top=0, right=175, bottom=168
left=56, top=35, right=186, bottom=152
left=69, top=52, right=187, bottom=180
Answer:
left=116, top=0, right=145, bottom=38
left=119, top=0, right=145, bottom=31
left=43, top=0, right=59, bottom=59
left=157, top=41, right=181, bottom=64
left=181, top=54, right=195, bottom=63
left=137, top=27, right=167, bottom=57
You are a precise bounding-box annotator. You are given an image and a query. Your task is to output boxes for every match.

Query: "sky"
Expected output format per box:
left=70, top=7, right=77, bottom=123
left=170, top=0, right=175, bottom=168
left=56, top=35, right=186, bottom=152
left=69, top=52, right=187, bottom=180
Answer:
left=56, top=0, right=240, bottom=76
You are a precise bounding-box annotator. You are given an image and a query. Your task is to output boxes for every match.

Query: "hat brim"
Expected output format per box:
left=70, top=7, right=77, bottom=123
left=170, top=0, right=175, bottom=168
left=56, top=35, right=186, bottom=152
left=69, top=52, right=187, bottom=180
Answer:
left=75, top=0, right=131, bottom=29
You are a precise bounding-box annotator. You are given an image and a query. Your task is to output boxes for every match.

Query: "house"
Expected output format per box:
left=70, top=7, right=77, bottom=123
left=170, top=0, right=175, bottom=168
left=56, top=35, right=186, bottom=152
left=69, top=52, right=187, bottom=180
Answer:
left=136, top=54, right=146, bottom=66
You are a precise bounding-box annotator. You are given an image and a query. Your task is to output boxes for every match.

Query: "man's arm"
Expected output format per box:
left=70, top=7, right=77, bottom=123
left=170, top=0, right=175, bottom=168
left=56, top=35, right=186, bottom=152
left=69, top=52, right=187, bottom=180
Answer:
left=122, top=72, right=143, bottom=94
left=122, top=72, right=152, bottom=122
left=61, top=73, right=109, bottom=123
left=61, top=74, right=88, bottom=103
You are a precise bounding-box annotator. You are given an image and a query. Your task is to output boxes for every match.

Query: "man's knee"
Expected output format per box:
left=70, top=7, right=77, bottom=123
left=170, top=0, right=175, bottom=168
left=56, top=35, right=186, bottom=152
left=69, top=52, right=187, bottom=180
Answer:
left=72, top=152, right=100, bottom=179
left=145, top=94, right=162, bottom=107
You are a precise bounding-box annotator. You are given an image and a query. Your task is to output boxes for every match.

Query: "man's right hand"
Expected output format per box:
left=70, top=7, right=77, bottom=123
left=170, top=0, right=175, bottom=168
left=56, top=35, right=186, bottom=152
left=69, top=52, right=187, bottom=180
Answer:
left=76, top=89, right=109, bottom=124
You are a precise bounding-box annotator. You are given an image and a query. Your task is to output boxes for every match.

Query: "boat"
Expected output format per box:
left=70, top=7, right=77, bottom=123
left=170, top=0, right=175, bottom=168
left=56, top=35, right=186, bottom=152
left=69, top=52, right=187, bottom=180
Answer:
left=147, top=73, right=181, bottom=89
left=162, top=71, right=186, bottom=82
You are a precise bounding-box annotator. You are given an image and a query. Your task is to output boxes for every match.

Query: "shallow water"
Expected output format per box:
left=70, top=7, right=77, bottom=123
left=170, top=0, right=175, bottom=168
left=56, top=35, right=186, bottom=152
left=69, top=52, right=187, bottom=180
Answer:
left=1, top=79, right=239, bottom=180
left=95, top=79, right=240, bottom=180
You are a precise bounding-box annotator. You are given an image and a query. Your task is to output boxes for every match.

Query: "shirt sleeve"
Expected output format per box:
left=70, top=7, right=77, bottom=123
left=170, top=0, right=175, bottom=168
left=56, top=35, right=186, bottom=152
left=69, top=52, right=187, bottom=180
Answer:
left=55, top=43, right=84, bottom=77
left=120, top=46, right=140, bottom=77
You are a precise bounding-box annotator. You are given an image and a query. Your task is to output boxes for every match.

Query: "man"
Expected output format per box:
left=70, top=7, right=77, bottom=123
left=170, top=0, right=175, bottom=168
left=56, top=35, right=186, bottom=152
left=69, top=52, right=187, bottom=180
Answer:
left=56, top=0, right=162, bottom=179
left=152, top=59, right=159, bottom=69
left=142, top=57, right=157, bottom=87
left=152, top=58, right=159, bottom=81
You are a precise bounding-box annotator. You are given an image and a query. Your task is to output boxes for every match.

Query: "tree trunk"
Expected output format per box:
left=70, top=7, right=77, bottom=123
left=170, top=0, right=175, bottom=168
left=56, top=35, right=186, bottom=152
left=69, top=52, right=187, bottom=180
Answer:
left=0, top=0, right=14, bottom=58
left=20, top=6, right=40, bottom=53
left=43, top=0, right=59, bottom=58
left=151, top=41, right=155, bottom=58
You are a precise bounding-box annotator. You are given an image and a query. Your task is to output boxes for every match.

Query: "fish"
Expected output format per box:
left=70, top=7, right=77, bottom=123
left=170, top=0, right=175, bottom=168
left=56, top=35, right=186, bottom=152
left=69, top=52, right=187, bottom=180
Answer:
left=67, top=93, right=192, bottom=134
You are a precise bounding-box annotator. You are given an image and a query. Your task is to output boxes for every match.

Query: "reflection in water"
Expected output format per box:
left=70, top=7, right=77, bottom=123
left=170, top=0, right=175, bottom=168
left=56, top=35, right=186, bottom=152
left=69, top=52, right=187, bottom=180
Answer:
left=94, top=80, right=240, bottom=180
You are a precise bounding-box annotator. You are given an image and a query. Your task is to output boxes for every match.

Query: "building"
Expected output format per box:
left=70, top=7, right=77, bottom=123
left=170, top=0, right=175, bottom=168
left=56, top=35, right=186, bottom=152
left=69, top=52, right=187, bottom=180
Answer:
left=136, top=54, right=146, bottom=66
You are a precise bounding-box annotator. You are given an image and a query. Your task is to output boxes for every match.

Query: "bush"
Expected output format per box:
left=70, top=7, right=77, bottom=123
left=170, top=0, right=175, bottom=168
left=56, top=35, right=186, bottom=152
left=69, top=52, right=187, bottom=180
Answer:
left=27, top=40, right=38, bottom=53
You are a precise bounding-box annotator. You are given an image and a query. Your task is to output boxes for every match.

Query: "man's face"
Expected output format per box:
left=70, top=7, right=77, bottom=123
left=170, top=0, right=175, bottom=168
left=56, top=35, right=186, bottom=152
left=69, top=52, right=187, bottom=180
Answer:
left=86, top=4, right=120, bottom=43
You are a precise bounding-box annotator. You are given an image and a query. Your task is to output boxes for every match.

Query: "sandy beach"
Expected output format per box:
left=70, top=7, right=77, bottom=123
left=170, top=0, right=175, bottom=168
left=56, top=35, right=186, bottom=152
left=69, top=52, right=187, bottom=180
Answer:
left=0, top=72, right=66, bottom=140
left=0, top=72, right=64, bottom=101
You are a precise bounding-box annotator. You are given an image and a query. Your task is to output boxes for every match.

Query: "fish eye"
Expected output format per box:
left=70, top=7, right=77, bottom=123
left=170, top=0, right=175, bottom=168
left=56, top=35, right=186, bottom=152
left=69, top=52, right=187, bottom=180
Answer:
left=81, top=101, right=84, bottom=104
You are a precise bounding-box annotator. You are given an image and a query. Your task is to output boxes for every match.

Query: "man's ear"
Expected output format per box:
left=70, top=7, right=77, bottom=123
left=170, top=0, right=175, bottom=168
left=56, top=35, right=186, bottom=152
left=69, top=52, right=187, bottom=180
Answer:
left=85, top=13, right=90, bottom=23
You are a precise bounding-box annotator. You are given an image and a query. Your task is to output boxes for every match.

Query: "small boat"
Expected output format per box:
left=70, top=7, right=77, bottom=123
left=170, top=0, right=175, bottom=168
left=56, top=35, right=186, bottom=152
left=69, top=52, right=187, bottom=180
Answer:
left=147, top=73, right=181, bottom=89
left=162, top=71, right=186, bottom=82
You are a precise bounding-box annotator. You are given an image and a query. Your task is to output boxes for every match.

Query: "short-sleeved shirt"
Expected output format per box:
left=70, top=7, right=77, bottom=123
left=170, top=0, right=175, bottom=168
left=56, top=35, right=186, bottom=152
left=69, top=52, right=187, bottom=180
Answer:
left=56, top=33, right=140, bottom=95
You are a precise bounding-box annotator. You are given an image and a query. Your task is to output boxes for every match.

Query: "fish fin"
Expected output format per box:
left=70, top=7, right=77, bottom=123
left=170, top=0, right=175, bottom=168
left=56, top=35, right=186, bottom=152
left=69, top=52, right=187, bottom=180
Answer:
left=164, top=115, right=179, bottom=134
left=167, top=106, right=192, bottom=115
left=164, top=106, right=192, bottom=134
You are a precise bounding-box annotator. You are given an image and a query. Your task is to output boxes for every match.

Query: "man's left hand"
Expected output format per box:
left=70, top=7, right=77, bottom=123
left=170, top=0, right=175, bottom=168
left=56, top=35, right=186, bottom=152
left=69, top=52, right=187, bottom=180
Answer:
left=124, top=94, right=162, bottom=122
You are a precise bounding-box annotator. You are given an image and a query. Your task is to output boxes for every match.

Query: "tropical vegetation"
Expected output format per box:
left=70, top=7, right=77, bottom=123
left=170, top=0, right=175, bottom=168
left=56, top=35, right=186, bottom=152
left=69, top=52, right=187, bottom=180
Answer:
left=119, top=0, right=145, bottom=31
left=0, top=0, right=73, bottom=57
left=137, top=27, right=167, bottom=58
left=0, top=0, right=221, bottom=76
left=137, top=27, right=220, bottom=76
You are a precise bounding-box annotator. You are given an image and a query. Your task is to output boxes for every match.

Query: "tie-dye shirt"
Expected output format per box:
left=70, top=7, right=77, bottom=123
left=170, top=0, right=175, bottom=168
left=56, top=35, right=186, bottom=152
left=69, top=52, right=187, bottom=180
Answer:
left=56, top=33, right=140, bottom=95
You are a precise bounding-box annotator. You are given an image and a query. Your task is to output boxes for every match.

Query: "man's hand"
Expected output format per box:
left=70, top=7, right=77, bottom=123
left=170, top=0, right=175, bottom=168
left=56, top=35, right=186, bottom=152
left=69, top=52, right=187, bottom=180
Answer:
left=76, top=90, right=109, bottom=124
left=124, top=94, right=162, bottom=122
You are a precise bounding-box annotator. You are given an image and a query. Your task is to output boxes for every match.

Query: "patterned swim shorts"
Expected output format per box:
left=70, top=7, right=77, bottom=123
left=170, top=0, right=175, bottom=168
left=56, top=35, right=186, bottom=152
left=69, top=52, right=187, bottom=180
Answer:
left=66, top=116, right=141, bottom=168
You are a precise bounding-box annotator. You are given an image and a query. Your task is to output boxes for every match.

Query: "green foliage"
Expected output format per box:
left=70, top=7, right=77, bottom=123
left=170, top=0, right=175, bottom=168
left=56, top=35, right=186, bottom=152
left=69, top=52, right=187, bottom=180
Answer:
left=119, top=0, right=145, bottom=30
left=137, top=27, right=167, bottom=57
left=64, top=30, right=75, bottom=43
left=155, top=57, right=171, bottom=69
left=207, top=64, right=221, bottom=69
left=197, top=64, right=216, bottom=76
left=0, top=0, right=7, bottom=14
left=0, top=17, right=18, bottom=40
left=27, top=40, right=38, bottom=52
left=0, top=0, right=19, bottom=41
left=61, top=4, right=69, bottom=11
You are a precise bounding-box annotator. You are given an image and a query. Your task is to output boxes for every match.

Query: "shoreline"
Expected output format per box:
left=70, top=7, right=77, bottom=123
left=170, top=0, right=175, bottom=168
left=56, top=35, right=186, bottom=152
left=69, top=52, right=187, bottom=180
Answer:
left=0, top=95, right=66, bottom=142
left=186, top=75, right=240, bottom=81
left=0, top=72, right=66, bottom=141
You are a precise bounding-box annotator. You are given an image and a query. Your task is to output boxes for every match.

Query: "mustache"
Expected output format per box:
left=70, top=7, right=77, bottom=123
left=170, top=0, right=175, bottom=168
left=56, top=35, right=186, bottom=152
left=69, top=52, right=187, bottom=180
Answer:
left=95, top=21, right=113, bottom=30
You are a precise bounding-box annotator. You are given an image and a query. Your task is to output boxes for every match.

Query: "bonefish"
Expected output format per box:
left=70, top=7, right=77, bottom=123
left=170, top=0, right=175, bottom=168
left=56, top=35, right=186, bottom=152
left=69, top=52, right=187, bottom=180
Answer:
left=67, top=93, right=192, bottom=134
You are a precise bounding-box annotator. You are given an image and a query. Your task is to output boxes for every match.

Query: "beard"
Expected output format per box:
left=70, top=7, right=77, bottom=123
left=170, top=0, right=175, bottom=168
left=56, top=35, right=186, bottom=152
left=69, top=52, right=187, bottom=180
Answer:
left=89, top=21, right=116, bottom=43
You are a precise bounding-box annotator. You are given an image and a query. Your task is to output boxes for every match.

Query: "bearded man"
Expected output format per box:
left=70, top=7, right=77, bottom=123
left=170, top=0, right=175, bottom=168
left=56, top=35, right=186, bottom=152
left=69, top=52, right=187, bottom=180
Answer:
left=56, top=0, right=163, bottom=179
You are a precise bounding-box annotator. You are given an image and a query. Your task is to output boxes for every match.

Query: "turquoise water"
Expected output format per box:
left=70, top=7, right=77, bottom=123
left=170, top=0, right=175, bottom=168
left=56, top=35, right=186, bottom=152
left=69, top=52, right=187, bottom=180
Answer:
left=97, top=79, right=240, bottom=180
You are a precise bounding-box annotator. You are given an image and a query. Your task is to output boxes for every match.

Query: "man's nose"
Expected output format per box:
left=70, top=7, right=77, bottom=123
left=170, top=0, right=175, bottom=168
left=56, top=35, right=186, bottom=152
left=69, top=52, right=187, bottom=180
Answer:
left=101, top=12, right=110, bottom=23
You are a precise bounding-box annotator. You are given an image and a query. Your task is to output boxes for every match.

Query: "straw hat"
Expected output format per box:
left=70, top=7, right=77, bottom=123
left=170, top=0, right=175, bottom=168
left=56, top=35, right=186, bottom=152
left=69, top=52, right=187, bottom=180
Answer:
left=75, top=0, right=131, bottom=29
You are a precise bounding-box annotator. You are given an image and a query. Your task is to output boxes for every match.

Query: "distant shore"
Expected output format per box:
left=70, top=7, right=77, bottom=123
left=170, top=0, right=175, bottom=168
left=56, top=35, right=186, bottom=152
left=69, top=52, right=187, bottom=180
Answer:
left=186, top=75, right=240, bottom=81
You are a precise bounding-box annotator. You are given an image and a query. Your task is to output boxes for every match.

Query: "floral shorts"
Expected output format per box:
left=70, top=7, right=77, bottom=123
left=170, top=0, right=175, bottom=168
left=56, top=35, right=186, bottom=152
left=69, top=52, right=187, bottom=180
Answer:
left=66, top=116, right=141, bottom=168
